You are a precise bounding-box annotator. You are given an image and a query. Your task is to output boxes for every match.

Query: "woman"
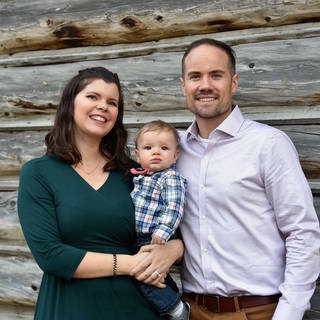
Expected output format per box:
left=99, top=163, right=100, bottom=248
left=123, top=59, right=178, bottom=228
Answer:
left=18, top=67, right=183, bottom=319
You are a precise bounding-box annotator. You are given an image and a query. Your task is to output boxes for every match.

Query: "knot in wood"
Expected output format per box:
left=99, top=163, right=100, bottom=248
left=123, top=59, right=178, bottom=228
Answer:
left=53, top=25, right=81, bottom=38
left=155, top=15, right=163, bottom=22
left=31, top=283, right=38, bottom=291
left=10, top=200, right=16, bottom=208
left=121, top=17, right=137, bottom=29
left=207, top=19, right=229, bottom=26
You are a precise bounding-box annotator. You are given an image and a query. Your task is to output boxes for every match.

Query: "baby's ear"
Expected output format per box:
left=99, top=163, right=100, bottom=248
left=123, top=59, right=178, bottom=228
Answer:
left=135, top=149, right=140, bottom=163
left=173, top=148, right=179, bottom=163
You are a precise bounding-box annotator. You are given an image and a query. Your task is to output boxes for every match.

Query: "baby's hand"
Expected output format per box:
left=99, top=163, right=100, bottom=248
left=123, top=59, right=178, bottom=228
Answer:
left=151, top=235, right=166, bottom=245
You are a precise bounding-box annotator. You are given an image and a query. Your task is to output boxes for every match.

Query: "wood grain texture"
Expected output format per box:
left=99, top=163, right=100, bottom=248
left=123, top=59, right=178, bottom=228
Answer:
left=0, top=190, right=24, bottom=241
left=1, top=22, right=320, bottom=67
left=1, top=1, right=320, bottom=318
left=0, top=37, right=320, bottom=131
left=278, top=125, right=320, bottom=179
left=0, top=256, right=40, bottom=306
left=1, top=106, right=320, bottom=132
left=1, top=0, right=320, bottom=54
left=0, top=304, right=34, bottom=320
left=1, top=122, right=319, bottom=176
left=0, top=176, right=19, bottom=191
left=0, top=131, right=46, bottom=175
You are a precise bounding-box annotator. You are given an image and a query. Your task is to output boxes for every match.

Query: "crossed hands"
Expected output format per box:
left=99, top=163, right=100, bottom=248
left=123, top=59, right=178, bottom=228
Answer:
left=130, top=239, right=183, bottom=289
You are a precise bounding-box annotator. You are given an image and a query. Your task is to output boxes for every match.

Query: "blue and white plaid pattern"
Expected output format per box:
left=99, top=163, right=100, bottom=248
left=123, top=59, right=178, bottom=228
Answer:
left=131, top=165, right=187, bottom=241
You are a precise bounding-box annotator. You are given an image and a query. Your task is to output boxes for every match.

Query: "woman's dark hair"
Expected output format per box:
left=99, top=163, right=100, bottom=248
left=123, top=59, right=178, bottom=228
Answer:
left=45, top=67, right=135, bottom=172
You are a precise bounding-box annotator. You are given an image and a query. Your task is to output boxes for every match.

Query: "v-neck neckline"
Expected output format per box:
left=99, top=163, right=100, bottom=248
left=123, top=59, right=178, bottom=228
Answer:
left=70, top=166, right=112, bottom=192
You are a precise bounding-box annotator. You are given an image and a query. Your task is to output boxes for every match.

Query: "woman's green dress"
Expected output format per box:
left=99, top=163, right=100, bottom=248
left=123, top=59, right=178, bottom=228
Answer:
left=18, top=155, right=162, bottom=320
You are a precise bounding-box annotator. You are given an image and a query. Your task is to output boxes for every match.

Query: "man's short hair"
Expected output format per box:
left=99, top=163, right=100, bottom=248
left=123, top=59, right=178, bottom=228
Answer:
left=182, top=38, right=236, bottom=76
left=135, top=120, right=179, bottom=148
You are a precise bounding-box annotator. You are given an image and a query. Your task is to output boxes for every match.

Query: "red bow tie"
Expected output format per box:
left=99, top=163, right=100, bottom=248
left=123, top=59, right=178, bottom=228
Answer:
left=130, top=168, right=153, bottom=176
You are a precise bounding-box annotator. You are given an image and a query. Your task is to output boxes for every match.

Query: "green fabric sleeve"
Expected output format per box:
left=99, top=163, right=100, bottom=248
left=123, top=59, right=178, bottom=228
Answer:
left=17, top=160, right=86, bottom=280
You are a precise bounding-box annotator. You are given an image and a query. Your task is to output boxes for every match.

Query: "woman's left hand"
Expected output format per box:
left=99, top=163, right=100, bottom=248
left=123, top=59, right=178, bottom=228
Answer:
left=130, top=239, right=183, bottom=286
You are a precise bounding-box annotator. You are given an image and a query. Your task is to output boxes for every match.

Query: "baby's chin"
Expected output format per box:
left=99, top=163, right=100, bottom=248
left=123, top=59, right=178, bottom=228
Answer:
left=149, top=166, right=169, bottom=172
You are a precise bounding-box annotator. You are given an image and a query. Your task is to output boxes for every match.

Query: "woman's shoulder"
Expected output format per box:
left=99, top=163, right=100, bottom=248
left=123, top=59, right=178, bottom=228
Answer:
left=22, top=154, right=57, bottom=167
left=21, top=155, right=65, bottom=177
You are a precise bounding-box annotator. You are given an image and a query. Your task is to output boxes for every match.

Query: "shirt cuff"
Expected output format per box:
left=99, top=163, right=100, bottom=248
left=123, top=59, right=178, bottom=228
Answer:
left=153, top=226, right=173, bottom=241
left=272, top=300, right=308, bottom=320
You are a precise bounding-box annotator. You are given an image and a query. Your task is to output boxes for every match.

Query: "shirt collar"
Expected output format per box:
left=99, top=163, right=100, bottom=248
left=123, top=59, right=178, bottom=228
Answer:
left=135, top=164, right=176, bottom=175
left=215, top=105, right=244, bottom=138
left=186, top=105, right=245, bottom=141
left=186, top=121, right=199, bottom=141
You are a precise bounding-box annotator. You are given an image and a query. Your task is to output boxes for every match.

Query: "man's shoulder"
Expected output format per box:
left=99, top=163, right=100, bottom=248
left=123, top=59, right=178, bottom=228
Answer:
left=242, top=119, right=296, bottom=156
left=244, top=118, right=286, bottom=139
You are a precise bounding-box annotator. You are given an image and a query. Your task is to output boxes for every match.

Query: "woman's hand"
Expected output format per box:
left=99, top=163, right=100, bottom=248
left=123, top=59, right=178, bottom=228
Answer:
left=130, top=239, right=184, bottom=287
left=130, top=250, right=166, bottom=288
left=131, top=250, right=149, bottom=267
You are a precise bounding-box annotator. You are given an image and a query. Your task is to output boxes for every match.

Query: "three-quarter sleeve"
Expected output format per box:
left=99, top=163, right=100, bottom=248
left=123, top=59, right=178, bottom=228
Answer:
left=18, top=161, right=86, bottom=279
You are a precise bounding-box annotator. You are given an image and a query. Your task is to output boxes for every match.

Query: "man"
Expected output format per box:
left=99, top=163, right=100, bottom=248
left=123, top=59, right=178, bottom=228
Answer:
left=177, top=38, right=320, bottom=320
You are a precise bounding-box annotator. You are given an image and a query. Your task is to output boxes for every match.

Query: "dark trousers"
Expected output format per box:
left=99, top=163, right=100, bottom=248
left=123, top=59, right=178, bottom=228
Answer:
left=136, top=236, right=181, bottom=315
left=137, top=273, right=180, bottom=315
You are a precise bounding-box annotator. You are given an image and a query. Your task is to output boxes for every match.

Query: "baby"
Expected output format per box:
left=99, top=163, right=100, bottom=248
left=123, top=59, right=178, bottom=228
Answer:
left=130, top=120, right=189, bottom=320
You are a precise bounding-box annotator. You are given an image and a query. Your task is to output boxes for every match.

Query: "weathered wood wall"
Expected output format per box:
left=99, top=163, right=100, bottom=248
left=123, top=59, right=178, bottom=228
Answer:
left=0, top=0, right=319, bottom=319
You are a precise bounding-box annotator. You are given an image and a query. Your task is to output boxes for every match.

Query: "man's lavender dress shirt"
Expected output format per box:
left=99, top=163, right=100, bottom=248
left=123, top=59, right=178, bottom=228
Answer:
left=177, top=106, right=320, bottom=320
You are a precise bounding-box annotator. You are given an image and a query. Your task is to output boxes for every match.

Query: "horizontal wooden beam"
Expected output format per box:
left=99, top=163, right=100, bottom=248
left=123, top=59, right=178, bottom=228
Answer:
left=1, top=105, right=320, bottom=132
left=1, top=37, right=320, bottom=131
left=0, top=256, right=40, bottom=306
left=277, top=125, right=320, bottom=179
left=0, top=303, right=34, bottom=320
left=0, top=176, right=19, bottom=191
left=1, top=22, right=320, bottom=67
left=1, top=123, right=319, bottom=176
left=0, top=243, right=31, bottom=258
left=309, top=180, right=320, bottom=193
left=2, top=0, right=320, bottom=54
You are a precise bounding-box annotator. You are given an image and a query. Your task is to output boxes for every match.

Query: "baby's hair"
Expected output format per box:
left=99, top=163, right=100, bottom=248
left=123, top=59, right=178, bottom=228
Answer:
left=135, top=120, right=179, bottom=148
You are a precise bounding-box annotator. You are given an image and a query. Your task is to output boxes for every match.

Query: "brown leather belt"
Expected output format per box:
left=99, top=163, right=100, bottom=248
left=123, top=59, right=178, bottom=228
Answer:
left=182, top=292, right=280, bottom=313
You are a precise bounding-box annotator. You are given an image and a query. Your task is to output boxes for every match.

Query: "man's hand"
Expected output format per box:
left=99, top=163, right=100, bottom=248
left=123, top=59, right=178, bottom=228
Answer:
left=151, top=235, right=166, bottom=245
left=130, top=239, right=184, bottom=287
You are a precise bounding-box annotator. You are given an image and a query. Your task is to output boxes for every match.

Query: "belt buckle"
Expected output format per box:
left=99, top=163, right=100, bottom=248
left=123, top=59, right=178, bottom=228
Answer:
left=202, top=295, right=220, bottom=313
left=215, top=295, right=220, bottom=313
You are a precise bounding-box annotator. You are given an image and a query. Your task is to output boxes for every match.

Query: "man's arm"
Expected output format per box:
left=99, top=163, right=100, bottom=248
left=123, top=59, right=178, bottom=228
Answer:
left=130, top=239, right=184, bottom=285
left=262, top=131, right=320, bottom=320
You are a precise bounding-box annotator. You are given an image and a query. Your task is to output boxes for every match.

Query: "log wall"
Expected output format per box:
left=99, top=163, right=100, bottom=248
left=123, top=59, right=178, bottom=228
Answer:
left=0, top=1, right=319, bottom=319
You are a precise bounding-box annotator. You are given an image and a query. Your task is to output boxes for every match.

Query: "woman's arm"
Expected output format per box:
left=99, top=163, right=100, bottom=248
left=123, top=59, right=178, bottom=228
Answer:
left=18, top=162, right=159, bottom=282
left=18, top=161, right=165, bottom=286
left=130, top=239, right=184, bottom=285
left=73, top=251, right=147, bottom=278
